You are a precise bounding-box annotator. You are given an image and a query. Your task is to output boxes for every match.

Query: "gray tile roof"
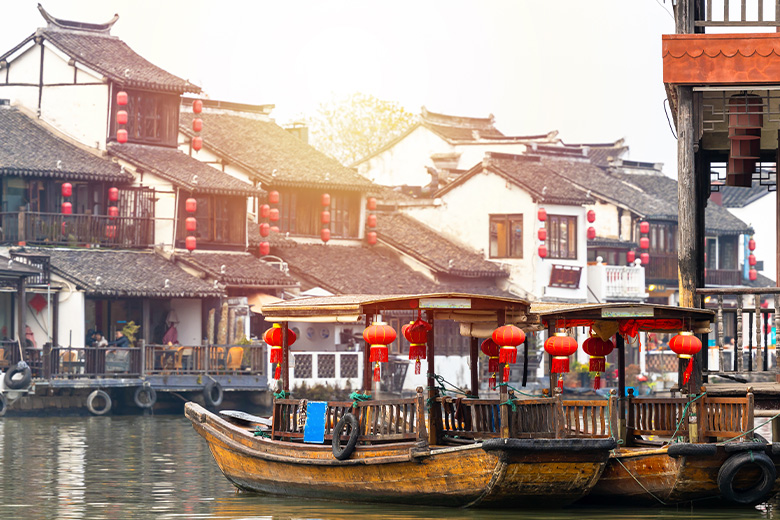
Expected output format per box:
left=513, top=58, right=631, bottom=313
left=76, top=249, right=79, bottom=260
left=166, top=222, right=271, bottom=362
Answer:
left=0, top=107, right=129, bottom=182
left=43, top=248, right=223, bottom=298
left=375, top=212, right=506, bottom=278
left=0, top=28, right=200, bottom=94
left=174, top=251, right=297, bottom=288
left=719, top=184, right=773, bottom=208
left=179, top=112, right=373, bottom=191
left=108, top=143, right=259, bottom=197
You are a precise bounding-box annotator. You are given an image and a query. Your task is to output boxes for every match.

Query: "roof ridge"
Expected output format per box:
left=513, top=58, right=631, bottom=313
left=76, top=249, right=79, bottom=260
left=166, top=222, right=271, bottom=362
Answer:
left=38, top=4, right=119, bottom=35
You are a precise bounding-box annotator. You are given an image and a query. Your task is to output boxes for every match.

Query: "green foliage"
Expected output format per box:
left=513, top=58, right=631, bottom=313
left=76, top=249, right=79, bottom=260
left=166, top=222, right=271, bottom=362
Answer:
left=307, top=92, right=416, bottom=165
left=292, top=381, right=353, bottom=401
left=122, top=321, right=140, bottom=344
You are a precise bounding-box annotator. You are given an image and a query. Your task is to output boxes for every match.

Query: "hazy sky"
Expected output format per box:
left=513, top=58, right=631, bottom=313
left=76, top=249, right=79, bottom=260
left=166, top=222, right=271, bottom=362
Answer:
left=3, top=1, right=678, bottom=172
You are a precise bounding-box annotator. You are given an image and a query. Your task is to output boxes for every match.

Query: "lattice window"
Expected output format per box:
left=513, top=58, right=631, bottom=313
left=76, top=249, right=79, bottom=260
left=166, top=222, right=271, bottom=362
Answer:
left=340, top=354, right=358, bottom=378
left=293, top=354, right=312, bottom=379
left=318, top=354, right=335, bottom=378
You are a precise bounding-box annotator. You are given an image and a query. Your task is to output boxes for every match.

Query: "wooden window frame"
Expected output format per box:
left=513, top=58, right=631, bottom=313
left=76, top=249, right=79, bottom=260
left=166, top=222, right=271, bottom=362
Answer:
left=547, top=214, right=577, bottom=260
left=489, top=214, right=523, bottom=259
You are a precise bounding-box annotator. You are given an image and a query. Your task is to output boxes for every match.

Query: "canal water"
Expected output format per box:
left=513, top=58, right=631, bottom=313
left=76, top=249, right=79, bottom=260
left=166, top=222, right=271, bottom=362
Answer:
left=1, top=414, right=779, bottom=520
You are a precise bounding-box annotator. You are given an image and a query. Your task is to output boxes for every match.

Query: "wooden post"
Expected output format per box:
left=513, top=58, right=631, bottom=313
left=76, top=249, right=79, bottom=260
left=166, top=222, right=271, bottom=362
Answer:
left=616, top=333, right=626, bottom=440
left=281, top=321, right=290, bottom=394
left=675, top=0, right=694, bottom=34
left=426, top=311, right=439, bottom=446
left=469, top=336, right=479, bottom=398
left=737, top=295, right=744, bottom=373
left=414, top=386, right=428, bottom=448
left=362, top=314, right=372, bottom=393
left=496, top=310, right=510, bottom=438
left=547, top=321, right=555, bottom=393
left=522, top=334, right=529, bottom=387
left=746, top=387, right=755, bottom=439
left=775, top=294, right=780, bottom=383
left=17, top=277, right=27, bottom=358
left=717, top=294, right=725, bottom=372
left=677, top=84, right=697, bottom=308
left=756, top=296, right=764, bottom=371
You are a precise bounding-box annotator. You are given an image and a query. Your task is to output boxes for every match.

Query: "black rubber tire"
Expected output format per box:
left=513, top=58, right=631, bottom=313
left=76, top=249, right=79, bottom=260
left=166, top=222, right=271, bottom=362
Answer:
left=725, top=442, right=768, bottom=453
left=4, top=365, right=32, bottom=390
left=717, top=451, right=777, bottom=505
left=0, top=393, right=7, bottom=417
left=133, top=386, right=157, bottom=409
left=203, top=381, right=223, bottom=408
left=332, top=413, right=360, bottom=460
left=667, top=443, right=718, bottom=457
left=482, top=437, right=617, bottom=453
left=86, top=390, right=112, bottom=416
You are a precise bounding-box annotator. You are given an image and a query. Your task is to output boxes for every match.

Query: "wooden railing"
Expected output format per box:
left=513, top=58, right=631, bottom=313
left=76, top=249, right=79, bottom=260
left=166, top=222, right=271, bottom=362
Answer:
left=644, top=252, right=678, bottom=283
left=693, top=0, right=780, bottom=28
left=704, top=268, right=742, bottom=287
left=701, top=394, right=754, bottom=440
left=561, top=398, right=617, bottom=439
left=272, top=391, right=426, bottom=444
left=142, top=343, right=266, bottom=376
left=0, top=211, right=153, bottom=248
left=627, top=396, right=690, bottom=439
left=509, top=398, right=561, bottom=438
left=439, top=397, right=502, bottom=439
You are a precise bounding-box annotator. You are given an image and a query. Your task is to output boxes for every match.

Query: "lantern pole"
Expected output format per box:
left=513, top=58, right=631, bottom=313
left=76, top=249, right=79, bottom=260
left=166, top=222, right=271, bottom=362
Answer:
left=522, top=333, right=529, bottom=387
left=281, top=321, right=290, bottom=394
left=362, top=314, right=372, bottom=393
left=616, top=333, right=626, bottom=441
left=547, top=321, right=555, bottom=393
left=469, top=336, right=479, bottom=398
left=426, top=310, right=440, bottom=446
left=496, top=310, right=510, bottom=438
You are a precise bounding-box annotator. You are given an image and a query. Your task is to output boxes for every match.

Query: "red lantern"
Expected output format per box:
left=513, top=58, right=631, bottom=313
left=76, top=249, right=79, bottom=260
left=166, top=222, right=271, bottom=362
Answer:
left=192, top=118, right=202, bottom=133
left=639, top=237, right=650, bottom=250
left=403, top=317, right=431, bottom=375
left=321, top=210, right=331, bottom=225
left=269, top=208, right=279, bottom=222
left=750, top=268, right=758, bottom=281
left=185, top=217, right=197, bottom=232
left=108, top=206, right=119, bottom=219
left=538, top=207, right=547, bottom=222
left=264, top=324, right=296, bottom=380
left=193, top=99, right=203, bottom=114
left=537, top=228, right=547, bottom=241
left=641, top=252, right=650, bottom=265
left=260, top=204, right=270, bottom=219
left=544, top=332, right=578, bottom=389
left=363, top=322, right=397, bottom=382
left=749, top=238, right=756, bottom=251
left=587, top=226, right=596, bottom=240
left=749, top=253, right=757, bottom=266
left=480, top=338, right=501, bottom=389
left=185, top=198, right=197, bottom=213
left=108, top=187, right=119, bottom=202
left=117, top=110, right=128, bottom=125
left=627, top=250, right=636, bottom=264
left=270, top=226, right=280, bottom=233
left=669, top=331, right=702, bottom=385
left=321, top=193, right=330, bottom=207
left=639, top=221, right=650, bottom=234
left=366, top=214, right=377, bottom=228
left=259, top=222, right=270, bottom=237
left=117, top=129, right=128, bottom=143
left=185, top=236, right=197, bottom=252
left=61, top=183, right=72, bottom=198
left=587, top=209, right=596, bottom=223
left=538, top=244, right=548, bottom=258
left=321, top=228, right=330, bottom=243
left=117, top=91, right=128, bottom=106
left=105, top=225, right=117, bottom=239
left=259, top=242, right=270, bottom=256
left=192, top=136, right=202, bottom=151
left=269, top=191, right=280, bottom=204
left=367, top=197, right=377, bottom=211
left=61, top=202, right=72, bottom=215
left=492, top=325, right=526, bottom=382
left=367, top=231, right=377, bottom=246
left=582, top=336, right=615, bottom=390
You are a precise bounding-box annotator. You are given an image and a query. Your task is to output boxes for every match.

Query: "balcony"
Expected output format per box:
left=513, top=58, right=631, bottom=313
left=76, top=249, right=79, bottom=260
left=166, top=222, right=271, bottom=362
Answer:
left=587, top=260, right=648, bottom=303
left=0, top=211, right=153, bottom=249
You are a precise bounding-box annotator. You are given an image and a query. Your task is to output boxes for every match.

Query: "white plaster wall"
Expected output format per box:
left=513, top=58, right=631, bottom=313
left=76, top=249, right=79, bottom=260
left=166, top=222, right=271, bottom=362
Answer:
left=730, top=196, right=776, bottom=281
left=0, top=86, right=39, bottom=111
left=3, top=41, right=39, bottom=84
left=170, top=299, right=202, bottom=345
left=357, top=126, right=449, bottom=186
left=123, top=165, right=177, bottom=248
left=57, top=287, right=86, bottom=348
left=402, top=355, right=471, bottom=391
left=455, top=143, right=529, bottom=171
left=586, top=202, right=621, bottom=240
left=535, top=204, right=588, bottom=301
left=23, top=291, right=55, bottom=349
left=41, top=44, right=77, bottom=84
left=41, top=84, right=109, bottom=150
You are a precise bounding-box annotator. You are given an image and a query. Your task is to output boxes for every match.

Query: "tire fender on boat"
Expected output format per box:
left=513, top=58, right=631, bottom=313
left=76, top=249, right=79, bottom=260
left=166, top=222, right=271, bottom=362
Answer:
left=86, top=389, right=112, bottom=416
left=332, top=413, right=359, bottom=460
left=717, top=450, right=776, bottom=505
left=667, top=443, right=718, bottom=457
left=0, top=392, right=7, bottom=417
left=134, top=385, right=157, bottom=409
left=4, top=363, right=32, bottom=390
left=203, top=381, right=223, bottom=408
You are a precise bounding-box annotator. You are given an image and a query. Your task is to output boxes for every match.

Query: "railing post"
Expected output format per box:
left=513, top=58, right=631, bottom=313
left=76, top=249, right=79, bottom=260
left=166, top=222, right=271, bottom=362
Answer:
left=736, top=294, right=744, bottom=372
left=415, top=386, right=428, bottom=448
left=756, top=296, right=764, bottom=371
left=609, top=389, right=619, bottom=442
left=42, top=342, right=52, bottom=379
left=775, top=294, right=780, bottom=383
left=717, top=294, right=725, bottom=372
left=746, top=386, right=755, bottom=437
left=553, top=387, right=564, bottom=439
left=139, top=339, right=146, bottom=377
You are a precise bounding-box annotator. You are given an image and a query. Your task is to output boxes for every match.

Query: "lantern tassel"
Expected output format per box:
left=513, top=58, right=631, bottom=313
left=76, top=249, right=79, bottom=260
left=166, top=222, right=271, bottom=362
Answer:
left=557, top=375, right=564, bottom=390
left=551, top=356, right=569, bottom=374
left=589, top=356, right=605, bottom=373
left=503, top=364, right=510, bottom=382
left=593, top=373, right=601, bottom=391
left=499, top=347, right=517, bottom=364
left=373, top=363, right=381, bottom=383
left=489, top=373, right=497, bottom=390
left=415, top=359, right=421, bottom=375
left=682, top=357, right=694, bottom=385
left=274, top=364, right=281, bottom=380
left=488, top=356, right=499, bottom=373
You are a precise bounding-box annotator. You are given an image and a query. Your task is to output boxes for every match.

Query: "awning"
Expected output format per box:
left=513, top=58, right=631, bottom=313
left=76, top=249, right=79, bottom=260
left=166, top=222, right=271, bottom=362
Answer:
left=247, top=292, right=282, bottom=310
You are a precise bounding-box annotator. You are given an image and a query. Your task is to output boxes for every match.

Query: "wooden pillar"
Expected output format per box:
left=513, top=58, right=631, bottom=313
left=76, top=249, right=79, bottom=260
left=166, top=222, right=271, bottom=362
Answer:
left=17, top=277, right=27, bottom=355
left=677, top=85, right=697, bottom=308
left=469, top=336, right=479, bottom=398
left=426, top=311, right=439, bottom=446
left=776, top=131, right=780, bottom=287
left=496, top=310, right=510, bottom=438
left=547, top=321, right=555, bottom=393
left=616, top=333, right=627, bottom=441
left=522, top=334, right=529, bottom=387
left=362, top=314, right=372, bottom=393
left=281, top=321, right=290, bottom=393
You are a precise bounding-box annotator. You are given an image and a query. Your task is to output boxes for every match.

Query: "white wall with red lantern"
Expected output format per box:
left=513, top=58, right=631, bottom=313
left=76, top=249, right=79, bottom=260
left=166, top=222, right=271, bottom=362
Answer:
left=534, top=203, right=589, bottom=302
left=729, top=195, right=775, bottom=281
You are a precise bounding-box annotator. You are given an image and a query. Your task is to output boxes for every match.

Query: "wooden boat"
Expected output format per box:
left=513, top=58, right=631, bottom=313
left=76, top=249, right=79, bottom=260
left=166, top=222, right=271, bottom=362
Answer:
left=186, top=293, right=618, bottom=507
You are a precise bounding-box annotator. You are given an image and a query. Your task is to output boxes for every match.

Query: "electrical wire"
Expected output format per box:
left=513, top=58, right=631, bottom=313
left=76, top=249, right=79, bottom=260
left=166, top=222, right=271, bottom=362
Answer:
left=663, top=98, right=678, bottom=140
left=654, top=0, right=675, bottom=20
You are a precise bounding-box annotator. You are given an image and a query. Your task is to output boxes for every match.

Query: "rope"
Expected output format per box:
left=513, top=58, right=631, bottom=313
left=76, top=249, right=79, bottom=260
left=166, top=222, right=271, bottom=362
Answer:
left=500, top=399, right=516, bottom=412
left=717, top=409, right=780, bottom=445
left=349, top=391, right=371, bottom=408
left=426, top=373, right=476, bottom=398
left=668, top=392, right=707, bottom=443
left=614, top=456, right=667, bottom=505
left=253, top=428, right=271, bottom=438
left=496, top=382, right=546, bottom=399
left=273, top=390, right=289, bottom=399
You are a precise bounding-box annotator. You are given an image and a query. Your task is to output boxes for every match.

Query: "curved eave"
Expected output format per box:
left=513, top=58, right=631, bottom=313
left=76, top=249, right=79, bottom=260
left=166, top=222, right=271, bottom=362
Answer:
left=85, top=288, right=223, bottom=298
left=0, top=167, right=131, bottom=183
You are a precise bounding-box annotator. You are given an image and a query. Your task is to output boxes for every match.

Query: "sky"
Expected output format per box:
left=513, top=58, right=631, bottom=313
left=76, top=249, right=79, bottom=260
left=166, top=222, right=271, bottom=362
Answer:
left=3, top=0, right=679, bottom=173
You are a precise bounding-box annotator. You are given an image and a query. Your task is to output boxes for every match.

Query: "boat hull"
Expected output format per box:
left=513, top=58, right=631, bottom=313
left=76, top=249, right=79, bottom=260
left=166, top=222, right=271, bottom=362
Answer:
left=186, top=402, right=615, bottom=507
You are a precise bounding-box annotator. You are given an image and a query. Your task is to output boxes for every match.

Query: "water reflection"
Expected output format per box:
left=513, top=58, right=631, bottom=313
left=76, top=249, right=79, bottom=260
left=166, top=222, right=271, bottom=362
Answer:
left=0, top=415, right=777, bottom=520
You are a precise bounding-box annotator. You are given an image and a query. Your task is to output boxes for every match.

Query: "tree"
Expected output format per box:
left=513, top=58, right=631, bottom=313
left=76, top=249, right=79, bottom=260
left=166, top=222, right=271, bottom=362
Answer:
left=307, top=93, right=417, bottom=166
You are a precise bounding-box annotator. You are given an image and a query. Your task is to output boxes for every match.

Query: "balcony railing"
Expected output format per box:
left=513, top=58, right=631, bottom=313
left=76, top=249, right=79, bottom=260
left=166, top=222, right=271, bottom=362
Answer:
left=644, top=252, right=678, bottom=283
left=0, top=211, right=153, bottom=248
left=693, top=0, right=780, bottom=29
left=705, top=268, right=743, bottom=286
left=588, top=261, right=648, bottom=302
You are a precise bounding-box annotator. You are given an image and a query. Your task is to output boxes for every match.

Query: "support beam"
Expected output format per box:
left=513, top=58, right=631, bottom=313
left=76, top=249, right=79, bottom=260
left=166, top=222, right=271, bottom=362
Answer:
left=677, top=85, right=697, bottom=307
left=469, top=336, right=479, bottom=398
left=426, top=312, right=439, bottom=446
left=281, top=321, right=290, bottom=393
left=17, top=277, right=27, bottom=356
